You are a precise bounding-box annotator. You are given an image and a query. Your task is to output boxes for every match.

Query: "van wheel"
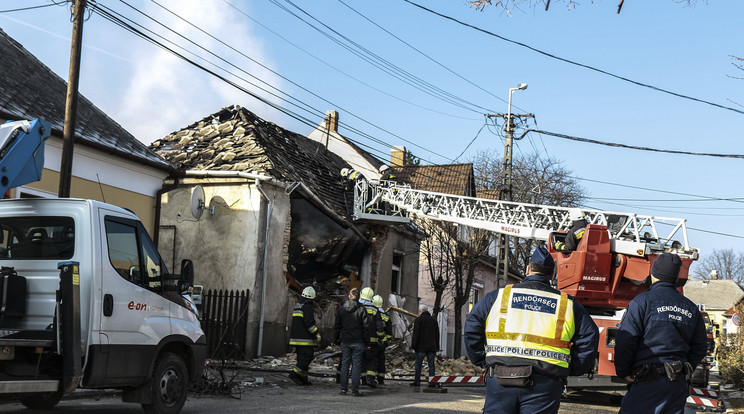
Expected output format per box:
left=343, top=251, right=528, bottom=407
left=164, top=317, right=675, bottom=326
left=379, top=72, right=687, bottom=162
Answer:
left=142, top=353, right=189, bottom=414
left=19, top=389, right=64, bottom=410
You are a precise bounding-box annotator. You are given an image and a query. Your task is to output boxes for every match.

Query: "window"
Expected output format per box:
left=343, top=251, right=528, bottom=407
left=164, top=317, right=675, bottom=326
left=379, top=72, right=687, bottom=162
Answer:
left=105, top=217, right=164, bottom=292
left=391, top=250, right=404, bottom=294
left=0, top=216, right=75, bottom=259
left=469, top=280, right=484, bottom=313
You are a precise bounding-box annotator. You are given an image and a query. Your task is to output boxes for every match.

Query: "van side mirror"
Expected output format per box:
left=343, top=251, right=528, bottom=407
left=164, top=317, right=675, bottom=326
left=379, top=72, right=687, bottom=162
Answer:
left=179, top=259, right=194, bottom=294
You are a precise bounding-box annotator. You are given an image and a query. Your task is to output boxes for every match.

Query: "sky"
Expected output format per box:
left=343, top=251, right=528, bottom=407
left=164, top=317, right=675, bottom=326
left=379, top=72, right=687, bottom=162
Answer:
left=1, top=0, right=742, bottom=273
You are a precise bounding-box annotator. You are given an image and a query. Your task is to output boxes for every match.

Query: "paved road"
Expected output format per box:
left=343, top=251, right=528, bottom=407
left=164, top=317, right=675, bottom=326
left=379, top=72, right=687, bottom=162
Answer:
left=0, top=371, right=711, bottom=413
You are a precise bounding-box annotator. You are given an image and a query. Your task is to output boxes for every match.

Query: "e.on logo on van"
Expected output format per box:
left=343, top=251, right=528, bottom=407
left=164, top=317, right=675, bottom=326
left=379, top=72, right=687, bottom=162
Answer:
left=128, top=301, right=164, bottom=312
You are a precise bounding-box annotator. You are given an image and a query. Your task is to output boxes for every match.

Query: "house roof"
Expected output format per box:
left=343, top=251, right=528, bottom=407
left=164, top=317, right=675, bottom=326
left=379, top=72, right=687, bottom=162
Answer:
left=150, top=105, right=353, bottom=218
left=393, top=163, right=475, bottom=196
left=684, top=279, right=744, bottom=310
left=0, top=28, right=174, bottom=172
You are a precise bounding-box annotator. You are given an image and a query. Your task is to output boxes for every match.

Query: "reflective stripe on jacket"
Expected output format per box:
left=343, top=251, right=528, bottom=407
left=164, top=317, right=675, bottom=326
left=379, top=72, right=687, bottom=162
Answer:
left=289, top=299, right=318, bottom=347
left=485, top=284, right=575, bottom=376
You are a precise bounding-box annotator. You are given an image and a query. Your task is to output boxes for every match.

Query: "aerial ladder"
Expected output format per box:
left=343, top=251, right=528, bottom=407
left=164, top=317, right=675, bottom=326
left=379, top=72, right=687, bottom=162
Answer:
left=0, top=119, right=52, bottom=196
left=351, top=178, right=706, bottom=389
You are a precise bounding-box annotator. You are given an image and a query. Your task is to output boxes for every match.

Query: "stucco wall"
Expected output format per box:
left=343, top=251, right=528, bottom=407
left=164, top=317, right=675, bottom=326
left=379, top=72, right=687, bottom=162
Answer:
left=158, top=180, right=292, bottom=357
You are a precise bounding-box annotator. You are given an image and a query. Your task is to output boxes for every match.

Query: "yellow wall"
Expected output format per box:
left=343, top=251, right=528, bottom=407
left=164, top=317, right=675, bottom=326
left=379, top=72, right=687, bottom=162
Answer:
left=12, top=168, right=158, bottom=235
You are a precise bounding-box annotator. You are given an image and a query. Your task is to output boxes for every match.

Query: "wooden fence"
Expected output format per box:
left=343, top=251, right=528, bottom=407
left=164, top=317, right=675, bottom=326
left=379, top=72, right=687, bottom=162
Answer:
left=200, top=289, right=250, bottom=360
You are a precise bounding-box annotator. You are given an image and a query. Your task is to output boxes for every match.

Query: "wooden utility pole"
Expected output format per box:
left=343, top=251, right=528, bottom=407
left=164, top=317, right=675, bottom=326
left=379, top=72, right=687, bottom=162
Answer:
left=59, top=0, right=87, bottom=198
left=487, top=112, right=534, bottom=287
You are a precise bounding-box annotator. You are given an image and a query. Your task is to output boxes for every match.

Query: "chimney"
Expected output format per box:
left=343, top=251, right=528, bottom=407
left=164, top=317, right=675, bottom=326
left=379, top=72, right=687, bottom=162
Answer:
left=325, top=110, right=339, bottom=134
left=711, top=269, right=718, bottom=280
left=391, top=145, right=406, bottom=167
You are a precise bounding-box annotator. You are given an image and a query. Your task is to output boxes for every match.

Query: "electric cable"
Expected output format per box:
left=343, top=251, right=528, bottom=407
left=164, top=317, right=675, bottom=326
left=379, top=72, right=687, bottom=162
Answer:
left=402, top=0, right=744, bottom=116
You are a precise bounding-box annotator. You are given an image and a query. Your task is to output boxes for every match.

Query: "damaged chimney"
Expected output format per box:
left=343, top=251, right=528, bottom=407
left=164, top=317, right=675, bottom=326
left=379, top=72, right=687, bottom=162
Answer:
left=391, top=145, right=406, bottom=167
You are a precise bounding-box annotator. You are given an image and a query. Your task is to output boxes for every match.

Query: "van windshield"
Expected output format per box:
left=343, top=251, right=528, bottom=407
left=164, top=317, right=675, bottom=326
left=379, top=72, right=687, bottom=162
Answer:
left=0, top=217, right=75, bottom=260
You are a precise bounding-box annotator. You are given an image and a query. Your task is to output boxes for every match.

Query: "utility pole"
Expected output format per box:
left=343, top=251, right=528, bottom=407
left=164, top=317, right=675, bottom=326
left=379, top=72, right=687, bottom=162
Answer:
left=487, top=83, right=533, bottom=287
left=59, top=0, right=87, bottom=198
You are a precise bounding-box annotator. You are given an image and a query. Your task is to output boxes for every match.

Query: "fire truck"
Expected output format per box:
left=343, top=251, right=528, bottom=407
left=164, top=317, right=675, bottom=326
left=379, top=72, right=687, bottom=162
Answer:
left=352, top=178, right=705, bottom=391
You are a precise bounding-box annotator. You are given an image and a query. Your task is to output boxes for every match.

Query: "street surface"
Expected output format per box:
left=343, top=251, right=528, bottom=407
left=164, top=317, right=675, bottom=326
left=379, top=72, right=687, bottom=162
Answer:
left=0, top=370, right=711, bottom=413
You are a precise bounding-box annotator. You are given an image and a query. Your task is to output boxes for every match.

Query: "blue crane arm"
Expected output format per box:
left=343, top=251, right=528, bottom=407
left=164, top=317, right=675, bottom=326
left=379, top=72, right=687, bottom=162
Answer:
left=0, top=119, right=52, bottom=196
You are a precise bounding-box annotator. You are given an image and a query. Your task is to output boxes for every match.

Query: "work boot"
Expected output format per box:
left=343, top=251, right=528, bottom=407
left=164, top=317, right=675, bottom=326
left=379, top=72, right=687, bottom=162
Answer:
left=366, top=376, right=377, bottom=388
left=301, top=376, right=312, bottom=386
left=288, top=371, right=304, bottom=386
left=377, top=376, right=385, bottom=385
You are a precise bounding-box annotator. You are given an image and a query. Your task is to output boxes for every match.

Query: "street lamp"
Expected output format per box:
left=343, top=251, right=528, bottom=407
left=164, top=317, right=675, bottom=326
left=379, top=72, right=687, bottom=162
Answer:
left=498, top=83, right=527, bottom=287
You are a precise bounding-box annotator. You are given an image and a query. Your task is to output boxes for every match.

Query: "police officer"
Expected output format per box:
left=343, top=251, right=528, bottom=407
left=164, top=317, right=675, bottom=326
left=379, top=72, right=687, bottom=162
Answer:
left=614, top=253, right=708, bottom=414
left=288, top=286, right=320, bottom=386
left=373, top=295, right=393, bottom=385
left=359, top=287, right=383, bottom=388
left=554, top=208, right=587, bottom=253
left=464, top=247, right=599, bottom=414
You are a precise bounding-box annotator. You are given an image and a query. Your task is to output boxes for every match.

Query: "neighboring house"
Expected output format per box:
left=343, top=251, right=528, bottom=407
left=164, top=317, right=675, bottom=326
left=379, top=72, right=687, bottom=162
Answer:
left=150, top=106, right=421, bottom=358
left=390, top=155, right=521, bottom=356
left=684, top=279, right=744, bottom=339
left=0, top=29, right=175, bottom=232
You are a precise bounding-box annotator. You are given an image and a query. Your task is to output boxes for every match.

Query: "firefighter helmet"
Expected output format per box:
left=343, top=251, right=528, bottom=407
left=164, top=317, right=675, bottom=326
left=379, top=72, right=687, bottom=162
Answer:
left=379, top=164, right=389, bottom=173
left=569, top=208, right=585, bottom=221
left=340, top=168, right=350, bottom=177
left=372, top=295, right=383, bottom=308
left=360, top=287, right=374, bottom=301
left=301, top=286, right=316, bottom=299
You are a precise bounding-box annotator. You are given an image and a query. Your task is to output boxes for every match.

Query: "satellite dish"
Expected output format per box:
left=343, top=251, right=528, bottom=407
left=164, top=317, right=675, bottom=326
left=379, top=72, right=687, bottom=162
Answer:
left=190, top=185, right=206, bottom=219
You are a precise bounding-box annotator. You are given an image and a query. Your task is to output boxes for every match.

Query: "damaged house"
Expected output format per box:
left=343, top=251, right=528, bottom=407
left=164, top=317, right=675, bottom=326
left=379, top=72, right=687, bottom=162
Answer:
left=150, top=105, right=421, bottom=357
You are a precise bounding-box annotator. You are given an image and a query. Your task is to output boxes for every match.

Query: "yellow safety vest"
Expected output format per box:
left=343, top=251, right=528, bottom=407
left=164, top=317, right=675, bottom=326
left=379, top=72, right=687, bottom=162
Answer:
left=485, top=285, right=575, bottom=371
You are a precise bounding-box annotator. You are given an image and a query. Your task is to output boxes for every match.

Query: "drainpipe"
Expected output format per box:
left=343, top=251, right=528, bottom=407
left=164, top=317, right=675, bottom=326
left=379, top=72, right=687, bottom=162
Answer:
left=255, top=180, right=272, bottom=357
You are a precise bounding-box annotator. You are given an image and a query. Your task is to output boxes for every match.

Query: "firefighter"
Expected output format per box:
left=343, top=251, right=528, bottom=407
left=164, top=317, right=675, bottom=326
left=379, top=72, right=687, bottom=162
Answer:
left=464, top=247, right=599, bottom=414
left=359, top=287, right=383, bottom=387
left=340, top=167, right=365, bottom=192
left=554, top=208, right=588, bottom=253
left=373, top=295, right=392, bottom=385
left=378, top=164, right=396, bottom=183
left=288, top=286, right=320, bottom=386
left=614, top=253, right=708, bottom=414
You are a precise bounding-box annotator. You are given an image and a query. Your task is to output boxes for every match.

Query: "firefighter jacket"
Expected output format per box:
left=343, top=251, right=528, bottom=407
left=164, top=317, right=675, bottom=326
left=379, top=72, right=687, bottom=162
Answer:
left=289, top=297, right=318, bottom=347
left=360, top=299, right=384, bottom=345
left=334, top=299, right=370, bottom=345
left=555, top=219, right=587, bottom=252
left=614, top=281, right=708, bottom=378
left=464, top=276, right=599, bottom=379
left=378, top=308, right=393, bottom=345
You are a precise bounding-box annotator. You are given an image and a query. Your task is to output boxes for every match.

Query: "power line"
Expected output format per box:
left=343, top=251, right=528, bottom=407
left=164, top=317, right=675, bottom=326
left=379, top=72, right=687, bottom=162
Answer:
left=272, top=0, right=496, bottom=114
left=402, top=0, right=744, bottom=117
left=525, top=129, right=744, bottom=159
left=335, top=0, right=526, bottom=113
left=219, top=0, right=480, bottom=122
left=0, top=3, right=55, bottom=13
left=574, top=176, right=744, bottom=205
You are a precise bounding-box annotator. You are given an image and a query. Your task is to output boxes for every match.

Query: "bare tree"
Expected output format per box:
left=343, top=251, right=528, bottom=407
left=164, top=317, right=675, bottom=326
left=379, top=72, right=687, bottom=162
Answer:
left=691, top=248, right=744, bottom=287
left=469, top=0, right=698, bottom=14
left=418, top=220, right=456, bottom=316
left=471, top=150, right=586, bottom=274
left=448, top=226, right=492, bottom=358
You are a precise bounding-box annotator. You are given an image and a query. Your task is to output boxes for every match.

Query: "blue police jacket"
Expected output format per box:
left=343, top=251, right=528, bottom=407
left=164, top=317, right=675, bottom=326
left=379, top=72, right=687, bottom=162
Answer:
left=464, top=275, right=599, bottom=377
left=613, top=281, right=708, bottom=378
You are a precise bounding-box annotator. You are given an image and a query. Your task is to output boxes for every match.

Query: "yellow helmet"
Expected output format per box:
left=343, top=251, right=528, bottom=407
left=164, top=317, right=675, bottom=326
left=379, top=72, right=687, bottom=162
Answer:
left=372, top=295, right=383, bottom=308
left=360, top=287, right=374, bottom=301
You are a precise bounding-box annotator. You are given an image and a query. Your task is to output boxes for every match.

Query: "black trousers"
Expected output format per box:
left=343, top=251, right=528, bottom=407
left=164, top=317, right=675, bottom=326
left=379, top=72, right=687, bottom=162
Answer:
left=295, top=345, right=314, bottom=375
left=376, top=344, right=386, bottom=377
left=363, top=344, right=378, bottom=377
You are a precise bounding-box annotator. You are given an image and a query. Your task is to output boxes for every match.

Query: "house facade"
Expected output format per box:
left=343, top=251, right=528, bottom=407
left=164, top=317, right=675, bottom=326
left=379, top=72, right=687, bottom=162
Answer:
left=151, top=106, right=421, bottom=358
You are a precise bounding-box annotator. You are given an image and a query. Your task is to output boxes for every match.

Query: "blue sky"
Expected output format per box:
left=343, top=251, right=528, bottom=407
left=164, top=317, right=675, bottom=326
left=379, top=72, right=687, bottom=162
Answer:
left=1, top=0, right=742, bottom=270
